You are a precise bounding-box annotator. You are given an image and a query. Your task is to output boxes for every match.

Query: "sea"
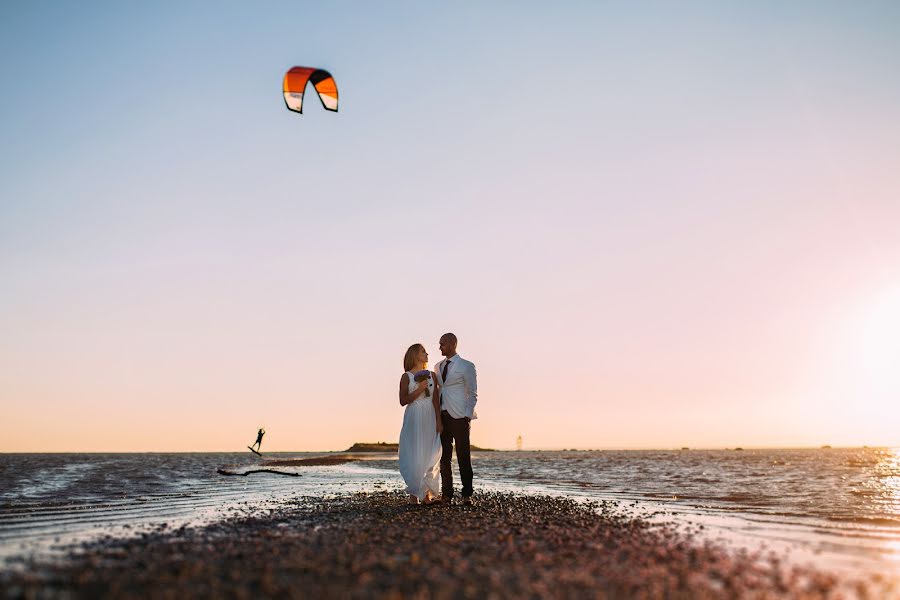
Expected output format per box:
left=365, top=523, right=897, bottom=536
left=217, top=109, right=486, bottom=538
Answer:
left=1, top=448, right=899, bottom=577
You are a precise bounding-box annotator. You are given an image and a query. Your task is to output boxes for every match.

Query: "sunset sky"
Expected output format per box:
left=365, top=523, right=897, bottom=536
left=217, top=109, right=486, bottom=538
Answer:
left=2, top=2, right=898, bottom=452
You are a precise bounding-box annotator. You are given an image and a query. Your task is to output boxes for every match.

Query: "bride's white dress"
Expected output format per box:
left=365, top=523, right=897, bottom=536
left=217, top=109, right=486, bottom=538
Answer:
left=398, top=371, right=442, bottom=499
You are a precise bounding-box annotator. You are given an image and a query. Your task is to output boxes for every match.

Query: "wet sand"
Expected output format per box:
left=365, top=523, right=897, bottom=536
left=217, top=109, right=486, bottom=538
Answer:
left=2, top=492, right=894, bottom=599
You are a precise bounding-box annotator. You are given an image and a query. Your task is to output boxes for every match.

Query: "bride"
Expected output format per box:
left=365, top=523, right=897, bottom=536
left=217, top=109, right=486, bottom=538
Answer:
left=398, top=343, right=443, bottom=504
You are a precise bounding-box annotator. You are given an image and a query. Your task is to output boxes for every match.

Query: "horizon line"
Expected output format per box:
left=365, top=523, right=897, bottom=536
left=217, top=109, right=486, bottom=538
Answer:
left=2, top=444, right=897, bottom=454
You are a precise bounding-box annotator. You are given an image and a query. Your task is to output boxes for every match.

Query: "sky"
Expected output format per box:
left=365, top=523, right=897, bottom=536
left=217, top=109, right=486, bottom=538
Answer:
left=1, top=1, right=899, bottom=452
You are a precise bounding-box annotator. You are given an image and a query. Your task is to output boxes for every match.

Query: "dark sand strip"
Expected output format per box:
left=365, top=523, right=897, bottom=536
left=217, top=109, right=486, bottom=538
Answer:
left=1, top=492, right=894, bottom=599
left=262, top=454, right=363, bottom=467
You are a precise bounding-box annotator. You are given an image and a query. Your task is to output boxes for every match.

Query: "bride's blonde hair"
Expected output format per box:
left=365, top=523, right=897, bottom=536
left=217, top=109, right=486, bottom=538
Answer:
left=403, top=343, right=425, bottom=372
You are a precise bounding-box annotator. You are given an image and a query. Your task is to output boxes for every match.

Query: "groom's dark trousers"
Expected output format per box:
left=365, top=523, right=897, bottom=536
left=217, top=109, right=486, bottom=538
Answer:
left=440, top=411, right=473, bottom=498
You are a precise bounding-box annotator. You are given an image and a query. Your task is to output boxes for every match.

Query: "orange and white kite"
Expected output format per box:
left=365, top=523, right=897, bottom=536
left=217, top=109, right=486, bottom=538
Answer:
left=283, top=67, right=338, bottom=114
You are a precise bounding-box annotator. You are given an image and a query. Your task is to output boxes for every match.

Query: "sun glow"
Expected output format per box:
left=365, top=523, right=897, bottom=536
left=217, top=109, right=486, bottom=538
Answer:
left=855, top=286, right=900, bottom=403
left=824, top=286, right=900, bottom=445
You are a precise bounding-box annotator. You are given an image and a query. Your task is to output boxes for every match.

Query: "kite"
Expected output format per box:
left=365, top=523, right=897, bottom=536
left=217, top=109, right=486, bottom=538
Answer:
left=283, top=67, right=339, bottom=114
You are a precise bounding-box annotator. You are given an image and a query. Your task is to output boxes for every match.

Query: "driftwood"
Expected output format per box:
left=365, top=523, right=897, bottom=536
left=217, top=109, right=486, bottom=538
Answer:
left=216, top=468, right=300, bottom=477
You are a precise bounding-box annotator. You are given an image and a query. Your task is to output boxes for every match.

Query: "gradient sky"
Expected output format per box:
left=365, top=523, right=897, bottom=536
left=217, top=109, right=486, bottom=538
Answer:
left=2, top=1, right=899, bottom=452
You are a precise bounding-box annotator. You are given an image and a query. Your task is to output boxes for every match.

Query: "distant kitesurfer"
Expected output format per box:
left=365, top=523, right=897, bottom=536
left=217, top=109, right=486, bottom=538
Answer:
left=250, top=428, right=265, bottom=452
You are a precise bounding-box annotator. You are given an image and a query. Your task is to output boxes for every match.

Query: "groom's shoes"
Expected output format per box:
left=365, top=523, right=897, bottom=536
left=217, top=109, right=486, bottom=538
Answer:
left=461, top=497, right=473, bottom=506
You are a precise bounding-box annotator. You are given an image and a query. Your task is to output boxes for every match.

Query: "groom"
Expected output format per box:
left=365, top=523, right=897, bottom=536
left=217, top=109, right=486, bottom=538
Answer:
left=436, top=332, right=478, bottom=505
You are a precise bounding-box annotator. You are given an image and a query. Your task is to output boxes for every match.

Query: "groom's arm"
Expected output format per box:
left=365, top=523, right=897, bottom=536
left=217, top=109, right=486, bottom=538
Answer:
left=464, top=362, right=478, bottom=420
left=431, top=372, right=443, bottom=432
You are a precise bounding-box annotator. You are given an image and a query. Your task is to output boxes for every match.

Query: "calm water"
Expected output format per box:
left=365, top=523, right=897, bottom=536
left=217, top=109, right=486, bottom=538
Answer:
left=1, top=448, right=899, bottom=573
left=463, top=447, right=900, bottom=527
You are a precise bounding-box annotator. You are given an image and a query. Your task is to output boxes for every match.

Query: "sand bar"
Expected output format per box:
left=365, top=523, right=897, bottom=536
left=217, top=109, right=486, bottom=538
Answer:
left=2, top=492, right=895, bottom=599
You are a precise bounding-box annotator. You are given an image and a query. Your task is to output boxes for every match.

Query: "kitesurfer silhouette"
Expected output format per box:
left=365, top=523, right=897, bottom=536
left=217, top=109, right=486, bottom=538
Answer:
left=250, top=428, right=265, bottom=452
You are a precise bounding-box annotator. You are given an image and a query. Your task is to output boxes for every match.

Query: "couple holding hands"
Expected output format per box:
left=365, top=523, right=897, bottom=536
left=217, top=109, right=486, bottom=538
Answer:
left=398, top=333, right=477, bottom=505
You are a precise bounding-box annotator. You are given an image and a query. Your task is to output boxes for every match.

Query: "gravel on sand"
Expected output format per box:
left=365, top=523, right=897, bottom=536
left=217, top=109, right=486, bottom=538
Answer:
left=2, top=492, right=894, bottom=599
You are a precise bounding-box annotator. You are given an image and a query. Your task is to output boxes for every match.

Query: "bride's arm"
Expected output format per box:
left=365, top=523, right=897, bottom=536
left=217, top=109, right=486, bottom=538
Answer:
left=399, top=373, right=428, bottom=406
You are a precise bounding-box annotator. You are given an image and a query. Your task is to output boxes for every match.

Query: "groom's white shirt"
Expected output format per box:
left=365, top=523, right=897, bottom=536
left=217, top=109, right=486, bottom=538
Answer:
left=437, top=354, right=477, bottom=420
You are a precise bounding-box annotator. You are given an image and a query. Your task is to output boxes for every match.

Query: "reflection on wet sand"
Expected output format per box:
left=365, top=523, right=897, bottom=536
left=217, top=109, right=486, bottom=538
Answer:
left=880, top=449, right=900, bottom=563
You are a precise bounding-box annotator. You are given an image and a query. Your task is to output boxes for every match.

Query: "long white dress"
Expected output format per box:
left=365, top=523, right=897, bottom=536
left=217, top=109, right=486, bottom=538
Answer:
left=398, top=370, right=442, bottom=500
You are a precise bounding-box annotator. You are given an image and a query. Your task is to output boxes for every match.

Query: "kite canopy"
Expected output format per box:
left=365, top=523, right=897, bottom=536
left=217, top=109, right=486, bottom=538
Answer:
left=283, top=67, right=338, bottom=114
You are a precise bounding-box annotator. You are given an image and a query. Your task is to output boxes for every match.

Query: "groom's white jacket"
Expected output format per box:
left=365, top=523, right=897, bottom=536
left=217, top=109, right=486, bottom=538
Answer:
left=436, top=355, right=477, bottom=420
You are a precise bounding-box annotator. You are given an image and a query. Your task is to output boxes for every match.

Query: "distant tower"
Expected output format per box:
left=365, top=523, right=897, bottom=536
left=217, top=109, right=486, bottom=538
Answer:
left=516, top=435, right=523, bottom=451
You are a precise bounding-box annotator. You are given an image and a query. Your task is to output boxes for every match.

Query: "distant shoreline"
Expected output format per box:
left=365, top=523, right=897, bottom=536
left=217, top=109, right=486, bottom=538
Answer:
left=1, top=445, right=894, bottom=454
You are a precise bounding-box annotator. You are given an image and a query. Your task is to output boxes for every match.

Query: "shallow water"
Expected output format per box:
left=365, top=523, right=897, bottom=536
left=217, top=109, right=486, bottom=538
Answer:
left=0, top=453, right=387, bottom=563
left=1, top=448, right=899, bottom=575
left=462, top=448, right=900, bottom=527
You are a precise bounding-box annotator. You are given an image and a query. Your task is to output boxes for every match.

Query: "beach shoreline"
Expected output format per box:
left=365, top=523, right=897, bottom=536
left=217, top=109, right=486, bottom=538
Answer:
left=2, top=491, right=894, bottom=599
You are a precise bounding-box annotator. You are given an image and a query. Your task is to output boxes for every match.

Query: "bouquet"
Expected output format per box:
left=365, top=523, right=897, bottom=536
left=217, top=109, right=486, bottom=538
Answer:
left=414, top=370, right=432, bottom=397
